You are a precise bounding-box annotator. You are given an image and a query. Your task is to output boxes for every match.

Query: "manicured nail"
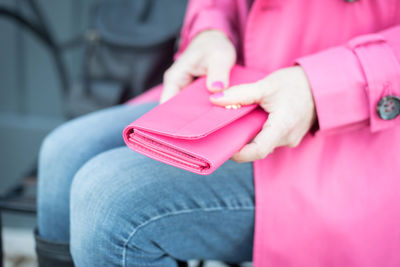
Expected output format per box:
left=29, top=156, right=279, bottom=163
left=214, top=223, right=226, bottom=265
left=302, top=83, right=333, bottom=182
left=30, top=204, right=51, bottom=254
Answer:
left=211, top=92, right=224, bottom=99
left=211, top=81, right=225, bottom=90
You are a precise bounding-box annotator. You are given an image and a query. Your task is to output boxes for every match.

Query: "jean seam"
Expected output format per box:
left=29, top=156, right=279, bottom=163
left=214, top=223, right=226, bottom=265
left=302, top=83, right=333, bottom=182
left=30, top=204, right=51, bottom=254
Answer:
left=121, top=206, right=255, bottom=267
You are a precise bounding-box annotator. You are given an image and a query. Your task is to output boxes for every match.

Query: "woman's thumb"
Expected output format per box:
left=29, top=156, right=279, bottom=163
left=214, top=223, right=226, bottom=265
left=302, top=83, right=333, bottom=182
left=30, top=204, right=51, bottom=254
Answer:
left=206, top=57, right=234, bottom=92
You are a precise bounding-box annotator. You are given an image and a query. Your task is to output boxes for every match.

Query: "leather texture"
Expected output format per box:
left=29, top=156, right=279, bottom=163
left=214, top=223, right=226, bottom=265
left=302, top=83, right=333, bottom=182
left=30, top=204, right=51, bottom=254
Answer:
left=123, top=66, right=268, bottom=175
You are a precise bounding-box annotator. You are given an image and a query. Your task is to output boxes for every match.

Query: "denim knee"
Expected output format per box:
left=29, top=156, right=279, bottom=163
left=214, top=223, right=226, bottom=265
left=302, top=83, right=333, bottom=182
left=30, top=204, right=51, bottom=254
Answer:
left=70, top=148, right=153, bottom=266
left=38, top=120, right=92, bottom=175
left=38, top=124, right=68, bottom=171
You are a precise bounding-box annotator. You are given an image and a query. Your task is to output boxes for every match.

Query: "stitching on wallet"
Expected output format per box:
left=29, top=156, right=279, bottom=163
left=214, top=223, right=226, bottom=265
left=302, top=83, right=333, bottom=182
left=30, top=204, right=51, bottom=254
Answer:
left=130, top=142, right=207, bottom=171
left=133, top=133, right=200, bottom=162
left=130, top=133, right=210, bottom=170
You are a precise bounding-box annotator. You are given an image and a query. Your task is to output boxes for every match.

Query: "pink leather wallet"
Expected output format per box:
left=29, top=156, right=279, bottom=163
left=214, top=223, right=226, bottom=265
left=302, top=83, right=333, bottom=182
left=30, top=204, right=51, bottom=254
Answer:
left=123, top=66, right=268, bottom=175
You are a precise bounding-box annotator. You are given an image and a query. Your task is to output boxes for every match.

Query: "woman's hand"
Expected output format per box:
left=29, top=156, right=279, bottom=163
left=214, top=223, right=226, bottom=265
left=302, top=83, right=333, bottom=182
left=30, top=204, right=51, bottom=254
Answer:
left=160, top=30, right=236, bottom=103
left=210, top=66, right=317, bottom=162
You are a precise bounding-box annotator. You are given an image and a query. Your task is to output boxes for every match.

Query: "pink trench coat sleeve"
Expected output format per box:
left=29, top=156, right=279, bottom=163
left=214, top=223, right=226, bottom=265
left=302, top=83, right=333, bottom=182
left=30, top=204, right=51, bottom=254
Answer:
left=174, top=1, right=400, bottom=267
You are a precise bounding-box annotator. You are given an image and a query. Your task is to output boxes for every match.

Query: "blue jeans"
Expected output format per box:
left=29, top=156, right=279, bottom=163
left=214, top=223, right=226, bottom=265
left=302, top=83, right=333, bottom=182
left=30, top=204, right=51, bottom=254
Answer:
left=37, top=102, right=255, bottom=267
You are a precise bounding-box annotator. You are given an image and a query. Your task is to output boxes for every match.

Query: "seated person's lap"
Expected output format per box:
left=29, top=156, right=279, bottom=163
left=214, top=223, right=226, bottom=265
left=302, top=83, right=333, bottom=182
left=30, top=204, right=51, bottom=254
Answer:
left=38, top=102, right=255, bottom=265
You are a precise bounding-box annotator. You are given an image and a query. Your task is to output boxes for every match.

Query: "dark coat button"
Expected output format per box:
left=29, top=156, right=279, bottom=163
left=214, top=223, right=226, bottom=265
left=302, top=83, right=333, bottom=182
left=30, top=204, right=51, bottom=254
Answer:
left=376, top=95, right=400, bottom=120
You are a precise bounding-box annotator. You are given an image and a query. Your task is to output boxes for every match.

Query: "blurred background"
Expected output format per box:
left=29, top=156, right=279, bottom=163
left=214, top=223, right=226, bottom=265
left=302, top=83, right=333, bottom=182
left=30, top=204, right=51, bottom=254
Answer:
left=0, top=0, right=187, bottom=265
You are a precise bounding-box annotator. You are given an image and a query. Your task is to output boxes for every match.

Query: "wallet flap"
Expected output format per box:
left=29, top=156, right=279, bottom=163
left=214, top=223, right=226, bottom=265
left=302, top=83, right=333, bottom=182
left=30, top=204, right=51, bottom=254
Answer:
left=129, top=66, right=266, bottom=139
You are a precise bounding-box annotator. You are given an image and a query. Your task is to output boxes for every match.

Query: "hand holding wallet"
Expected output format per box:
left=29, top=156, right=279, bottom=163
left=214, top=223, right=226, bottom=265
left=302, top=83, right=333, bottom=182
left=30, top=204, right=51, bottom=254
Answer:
left=123, top=66, right=269, bottom=175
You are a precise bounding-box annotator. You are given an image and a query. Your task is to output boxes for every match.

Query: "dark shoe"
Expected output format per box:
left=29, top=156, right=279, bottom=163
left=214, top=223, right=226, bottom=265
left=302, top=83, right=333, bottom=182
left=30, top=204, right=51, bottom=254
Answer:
left=177, top=260, right=189, bottom=267
left=34, top=229, right=74, bottom=267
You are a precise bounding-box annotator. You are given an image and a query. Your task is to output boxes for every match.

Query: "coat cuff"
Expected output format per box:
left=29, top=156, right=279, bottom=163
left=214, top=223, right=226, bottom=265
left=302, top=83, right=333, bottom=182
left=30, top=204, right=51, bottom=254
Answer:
left=296, top=46, right=369, bottom=133
left=297, top=31, right=400, bottom=134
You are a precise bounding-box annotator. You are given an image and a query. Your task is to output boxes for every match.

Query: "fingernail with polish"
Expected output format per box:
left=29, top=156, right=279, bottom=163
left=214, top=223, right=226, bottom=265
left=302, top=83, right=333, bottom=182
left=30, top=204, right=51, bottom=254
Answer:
left=211, top=81, right=225, bottom=90
left=211, top=92, right=224, bottom=99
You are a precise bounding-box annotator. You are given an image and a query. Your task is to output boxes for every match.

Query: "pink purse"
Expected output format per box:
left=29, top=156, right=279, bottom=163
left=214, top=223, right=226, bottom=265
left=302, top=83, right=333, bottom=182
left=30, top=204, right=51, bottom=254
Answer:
left=123, top=66, right=268, bottom=175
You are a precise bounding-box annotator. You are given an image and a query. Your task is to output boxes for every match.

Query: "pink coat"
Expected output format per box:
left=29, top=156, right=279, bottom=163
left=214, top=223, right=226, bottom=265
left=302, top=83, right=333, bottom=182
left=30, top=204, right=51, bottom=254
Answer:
left=130, top=0, right=400, bottom=266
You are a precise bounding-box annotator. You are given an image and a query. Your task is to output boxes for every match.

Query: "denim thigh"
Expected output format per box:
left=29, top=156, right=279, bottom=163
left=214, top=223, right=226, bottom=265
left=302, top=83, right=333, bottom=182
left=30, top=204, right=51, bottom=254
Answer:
left=70, top=147, right=254, bottom=267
